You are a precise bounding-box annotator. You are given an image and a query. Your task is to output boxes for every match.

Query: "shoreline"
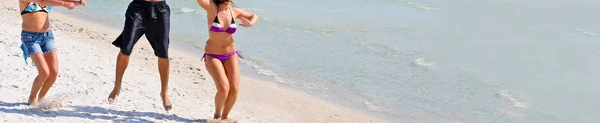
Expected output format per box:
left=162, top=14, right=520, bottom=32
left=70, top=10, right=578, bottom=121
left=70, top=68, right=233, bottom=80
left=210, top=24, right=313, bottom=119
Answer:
left=0, top=1, right=385, bottom=123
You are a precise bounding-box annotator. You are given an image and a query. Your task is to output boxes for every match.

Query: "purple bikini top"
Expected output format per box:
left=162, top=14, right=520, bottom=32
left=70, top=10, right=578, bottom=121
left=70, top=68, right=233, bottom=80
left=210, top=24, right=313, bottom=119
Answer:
left=209, top=7, right=237, bottom=34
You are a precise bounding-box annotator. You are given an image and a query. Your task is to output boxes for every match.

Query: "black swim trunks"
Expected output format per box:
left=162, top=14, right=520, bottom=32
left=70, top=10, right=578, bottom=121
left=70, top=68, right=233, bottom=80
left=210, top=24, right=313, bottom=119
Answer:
left=112, top=0, right=170, bottom=58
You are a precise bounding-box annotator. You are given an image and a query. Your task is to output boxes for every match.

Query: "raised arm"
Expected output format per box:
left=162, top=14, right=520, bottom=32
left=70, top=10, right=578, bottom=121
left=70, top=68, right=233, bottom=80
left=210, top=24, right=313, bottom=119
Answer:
left=196, top=0, right=211, bottom=11
left=20, top=0, right=78, bottom=9
left=233, top=7, right=258, bottom=27
left=57, top=0, right=86, bottom=6
left=70, top=0, right=86, bottom=6
left=21, top=0, right=68, bottom=6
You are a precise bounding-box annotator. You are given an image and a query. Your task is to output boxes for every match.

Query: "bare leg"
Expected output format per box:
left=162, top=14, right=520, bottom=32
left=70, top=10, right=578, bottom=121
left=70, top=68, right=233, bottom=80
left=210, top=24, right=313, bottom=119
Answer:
left=37, top=51, right=59, bottom=101
left=108, top=52, right=130, bottom=103
left=221, top=55, right=240, bottom=120
left=204, top=56, right=230, bottom=119
left=28, top=53, right=50, bottom=106
left=158, top=57, right=172, bottom=111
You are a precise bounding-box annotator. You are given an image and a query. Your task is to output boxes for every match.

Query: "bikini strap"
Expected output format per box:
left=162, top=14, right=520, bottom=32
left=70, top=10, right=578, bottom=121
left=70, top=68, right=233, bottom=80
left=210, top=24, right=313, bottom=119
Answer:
left=236, top=51, right=243, bottom=59
left=229, top=7, right=235, bottom=23
left=213, top=5, right=220, bottom=23
left=201, top=51, right=243, bottom=62
left=28, top=2, right=35, bottom=7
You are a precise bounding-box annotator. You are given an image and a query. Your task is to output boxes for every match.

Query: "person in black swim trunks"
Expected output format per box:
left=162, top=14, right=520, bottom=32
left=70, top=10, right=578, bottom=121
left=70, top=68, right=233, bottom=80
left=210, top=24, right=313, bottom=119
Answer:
left=107, top=0, right=172, bottom=111
left=18, top=0, right=86, bottom=106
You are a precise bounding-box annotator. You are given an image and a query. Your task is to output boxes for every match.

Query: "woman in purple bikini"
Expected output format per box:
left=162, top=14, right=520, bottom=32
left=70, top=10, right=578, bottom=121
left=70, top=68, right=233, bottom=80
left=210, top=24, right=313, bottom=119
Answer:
left=196, top=0, right=258, bottom=120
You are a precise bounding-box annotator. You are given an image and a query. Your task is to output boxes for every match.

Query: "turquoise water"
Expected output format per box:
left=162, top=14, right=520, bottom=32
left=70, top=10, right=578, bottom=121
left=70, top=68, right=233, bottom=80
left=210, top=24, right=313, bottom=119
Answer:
left=60, top=0, right=600, bottom=122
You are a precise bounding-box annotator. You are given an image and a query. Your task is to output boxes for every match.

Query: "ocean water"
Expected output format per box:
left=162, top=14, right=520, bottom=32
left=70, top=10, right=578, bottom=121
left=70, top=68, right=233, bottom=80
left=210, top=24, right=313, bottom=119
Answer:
left=58, top=0, right=600, bottom=122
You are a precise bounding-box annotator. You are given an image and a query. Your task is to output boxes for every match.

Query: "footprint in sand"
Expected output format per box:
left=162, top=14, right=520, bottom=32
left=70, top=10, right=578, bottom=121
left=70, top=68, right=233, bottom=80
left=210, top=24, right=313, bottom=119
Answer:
left=36, top=100, right=63, bottom=110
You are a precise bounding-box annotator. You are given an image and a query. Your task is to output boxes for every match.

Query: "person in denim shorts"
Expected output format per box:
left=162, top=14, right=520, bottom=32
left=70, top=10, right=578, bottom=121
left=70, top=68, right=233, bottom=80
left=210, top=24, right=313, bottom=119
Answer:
left=18, top=0, right=86, bottom=106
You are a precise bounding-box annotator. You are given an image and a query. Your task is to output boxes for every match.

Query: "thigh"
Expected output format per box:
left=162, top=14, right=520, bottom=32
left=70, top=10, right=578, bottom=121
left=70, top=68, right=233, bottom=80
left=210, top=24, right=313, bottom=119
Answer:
left=43, top=50, right=58, bottom=74
left=145, top=3, right=170, bottom=58
left=21, top=31, right=43, bottom=65
left=40, top=30, right=56, bottom=53
left=223, top=54, right=240, bottom=89
left=205, top=55, right=229, bottom=91
left=40, top=31, right=57, bottom=71
left=113, top=2, right=146, bottom=55
left=30, top=53, right=49, bottom=74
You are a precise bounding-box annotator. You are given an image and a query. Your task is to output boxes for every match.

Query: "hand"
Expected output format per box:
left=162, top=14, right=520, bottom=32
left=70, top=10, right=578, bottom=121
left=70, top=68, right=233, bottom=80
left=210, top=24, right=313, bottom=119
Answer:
left=62, top=2, right=76, bottom=10
left=70, top=0, right=86, bottom=6
left=238, top=17, right=252, bottom=27
left=77, top=0, right=87, bottom=6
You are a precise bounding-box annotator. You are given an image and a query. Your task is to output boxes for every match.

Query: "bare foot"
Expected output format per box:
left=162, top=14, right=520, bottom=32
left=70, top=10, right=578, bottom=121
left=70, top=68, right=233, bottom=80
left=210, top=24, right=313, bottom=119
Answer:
left=108, top=89, right=120, bottom=103
left=208, top=118, right=222, bottom=123
left=163, top=103, right=172, bottom=111
left=222, top=118, right=237, bottom=123
left=161, top=94, right=172, bottom=111
left=213, top=114, right=221, bottom=120
left=27, top=98, right=38, bottom=107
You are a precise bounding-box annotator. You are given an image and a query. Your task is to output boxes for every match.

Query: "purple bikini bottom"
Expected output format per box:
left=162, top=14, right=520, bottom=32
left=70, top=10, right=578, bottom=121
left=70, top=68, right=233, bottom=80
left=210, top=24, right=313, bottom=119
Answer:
left=202, top=51, right=243, bottom=63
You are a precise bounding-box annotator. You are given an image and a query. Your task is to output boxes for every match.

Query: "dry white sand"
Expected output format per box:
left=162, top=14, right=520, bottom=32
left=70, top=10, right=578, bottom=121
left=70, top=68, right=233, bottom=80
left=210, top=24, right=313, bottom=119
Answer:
left=0, top=1, right=384, bottom=123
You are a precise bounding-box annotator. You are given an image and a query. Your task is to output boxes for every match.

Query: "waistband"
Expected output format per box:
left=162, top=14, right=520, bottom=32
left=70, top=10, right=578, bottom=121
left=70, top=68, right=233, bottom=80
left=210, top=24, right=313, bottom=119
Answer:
left=21, top=29, right=52, bottom=36
left=132, top=0, right=167, bottom=4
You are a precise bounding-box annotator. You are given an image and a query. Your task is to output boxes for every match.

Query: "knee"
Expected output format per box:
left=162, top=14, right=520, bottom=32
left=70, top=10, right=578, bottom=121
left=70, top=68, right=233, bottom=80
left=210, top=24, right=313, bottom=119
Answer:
left=228, top=85, right=239, bottom=95
left=119, top=48, right=132, bottom=57
left=216, top=84, right=230, bottom=95
left=158, top=57, right=169, bottom=63
left=117, top=51, right=130, bottom=59
left=37, top=69, right=50, bottom=79
left=48, top=68, right=59, bottom=78
left=155, top=51, right=169, bottom=59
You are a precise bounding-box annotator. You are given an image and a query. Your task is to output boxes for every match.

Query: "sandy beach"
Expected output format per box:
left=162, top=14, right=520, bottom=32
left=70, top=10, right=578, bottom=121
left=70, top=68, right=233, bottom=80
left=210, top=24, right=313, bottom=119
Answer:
left=0, top=1, right=383, bottom=123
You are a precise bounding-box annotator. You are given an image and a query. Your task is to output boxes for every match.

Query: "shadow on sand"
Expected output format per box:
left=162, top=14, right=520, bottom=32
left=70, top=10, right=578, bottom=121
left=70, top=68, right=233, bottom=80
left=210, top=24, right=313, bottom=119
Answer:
left=0, top=101, right=207, bottom=123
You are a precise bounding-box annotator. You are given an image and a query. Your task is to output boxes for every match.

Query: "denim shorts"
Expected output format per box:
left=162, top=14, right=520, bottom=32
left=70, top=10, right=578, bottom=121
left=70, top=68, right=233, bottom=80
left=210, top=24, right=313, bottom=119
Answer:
left=20, top=29, right=56, bottom=65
